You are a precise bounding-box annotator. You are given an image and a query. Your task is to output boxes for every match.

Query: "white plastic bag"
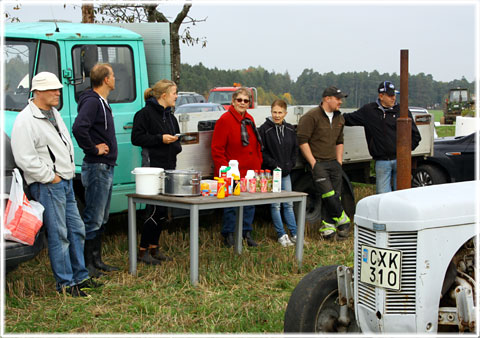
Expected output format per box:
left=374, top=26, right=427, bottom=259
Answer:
left=3, top=168, right=44, bottom=245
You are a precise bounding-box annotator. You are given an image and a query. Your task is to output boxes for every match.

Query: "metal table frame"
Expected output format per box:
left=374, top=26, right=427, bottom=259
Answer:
left=127, top=191, right=308, bottom=285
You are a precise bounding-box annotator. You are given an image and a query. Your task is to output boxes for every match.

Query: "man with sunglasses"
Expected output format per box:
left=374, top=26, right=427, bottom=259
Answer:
left=297, top=86, right=351, bottom=240
left=11, top=72, right=100, bottom=297
left=343, top=81, right=421, bottom=194
left=211, top=87, right=263, bottom=248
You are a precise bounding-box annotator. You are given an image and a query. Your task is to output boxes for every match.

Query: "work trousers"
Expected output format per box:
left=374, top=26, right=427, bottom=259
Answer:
left=312, top=160, right=344, bottom=223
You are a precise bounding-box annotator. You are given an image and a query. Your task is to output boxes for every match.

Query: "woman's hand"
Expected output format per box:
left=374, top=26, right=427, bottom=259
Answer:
left=163, top=134, right=179, bottom=144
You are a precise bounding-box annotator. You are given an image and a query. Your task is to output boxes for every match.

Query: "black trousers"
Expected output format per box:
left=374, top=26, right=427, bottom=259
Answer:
left=139, top=205, right=167, bottom=249
left=311, top=160, right=344, bottom=223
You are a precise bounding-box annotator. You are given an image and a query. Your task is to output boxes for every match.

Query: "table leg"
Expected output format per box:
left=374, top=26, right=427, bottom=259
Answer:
left=234, top=206, right=243, bottom=255
left=128, top=197, right=137, bottom=275
left=295, top=196, right=307, bottom=271
left=190, top=204, right=199, bottom=286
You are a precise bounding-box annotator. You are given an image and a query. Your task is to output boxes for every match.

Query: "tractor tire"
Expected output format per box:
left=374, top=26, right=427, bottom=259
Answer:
left=284, top=265, right=360, bottom=333
left=412, top=164, right=448, bottom=187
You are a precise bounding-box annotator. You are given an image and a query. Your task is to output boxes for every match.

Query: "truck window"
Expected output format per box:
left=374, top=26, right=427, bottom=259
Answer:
left=208, top=91, right=233, bottom=105
left=4, top=40, right=63, bottom=111
left=72, top=45, right=136, bottom=103
left=4, top=39, right=37, bottom=111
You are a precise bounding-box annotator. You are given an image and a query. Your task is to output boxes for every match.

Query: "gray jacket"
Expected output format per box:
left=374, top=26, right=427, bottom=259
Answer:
left=11, top=99, right=75, bottom=185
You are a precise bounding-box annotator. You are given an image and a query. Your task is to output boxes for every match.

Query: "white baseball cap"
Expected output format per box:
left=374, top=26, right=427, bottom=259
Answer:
left=30, top=72, right=63, bottom=92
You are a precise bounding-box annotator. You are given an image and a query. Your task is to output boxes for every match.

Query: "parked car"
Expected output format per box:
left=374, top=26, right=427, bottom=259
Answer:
left=176, top=92, right=206, bottom=107
left=174, top=103, right=225, bottom=114
left=412, top=131, right=476, bottom=187
left=2, top=132, right=46, bottom=273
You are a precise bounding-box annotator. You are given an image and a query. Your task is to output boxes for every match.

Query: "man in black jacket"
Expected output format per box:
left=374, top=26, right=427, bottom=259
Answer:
left=343, top=81, right=421, bottom=193
left=73, top=63, right=119, bottom=277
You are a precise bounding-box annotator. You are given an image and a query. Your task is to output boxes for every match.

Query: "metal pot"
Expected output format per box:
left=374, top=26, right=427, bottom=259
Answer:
left=163, top=169, right=201, bottom=196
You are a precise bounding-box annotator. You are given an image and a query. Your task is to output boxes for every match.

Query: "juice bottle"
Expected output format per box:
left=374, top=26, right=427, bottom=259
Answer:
left=214, top=177, right=226, bottom=199
left=233, top=175, right=241, bottom=196
left=265, top=169, right=272, bottom=192
left=255, top=170, right=261, bottom=192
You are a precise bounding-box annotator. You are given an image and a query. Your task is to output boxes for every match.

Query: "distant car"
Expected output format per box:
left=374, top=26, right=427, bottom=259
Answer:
left=412, top=132, right=476, bottom=187
left=176, top=92, right=206, bottom=107
left=174, top=103, right=225, bottom=114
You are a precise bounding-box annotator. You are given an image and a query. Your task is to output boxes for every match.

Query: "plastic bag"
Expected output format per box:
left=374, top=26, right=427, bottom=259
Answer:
left=3, top=168, right=44, bottom=245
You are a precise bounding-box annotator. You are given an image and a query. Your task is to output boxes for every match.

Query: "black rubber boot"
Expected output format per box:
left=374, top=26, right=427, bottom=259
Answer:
left=223, top=233, right=234, bottom=248
left=92, top=236, right=120, bottom=272
left=243, top=231, right=258, bottom=247
left=137, top=249, right=162, bottom=265
left=84, top=239, right=104, bottom=278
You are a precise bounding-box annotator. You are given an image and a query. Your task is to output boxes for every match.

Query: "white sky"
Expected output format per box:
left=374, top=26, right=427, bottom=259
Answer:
left=2, top=0, right=478, bottom=82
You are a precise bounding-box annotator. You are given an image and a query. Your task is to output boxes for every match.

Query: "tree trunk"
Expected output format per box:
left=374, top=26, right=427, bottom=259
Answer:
left=82, top=4, right=94, bottom=23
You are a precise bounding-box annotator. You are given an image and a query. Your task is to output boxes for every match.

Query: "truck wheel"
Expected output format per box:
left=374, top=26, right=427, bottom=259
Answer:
left=284, top=265, right=360, bottom=333
left=412, top=164, right=447, bottom=187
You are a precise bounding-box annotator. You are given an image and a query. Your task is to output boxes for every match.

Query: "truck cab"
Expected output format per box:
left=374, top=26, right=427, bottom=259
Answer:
left=208, top=86, right=258, bottom=110
left=4, top=22, right=171, bottom=213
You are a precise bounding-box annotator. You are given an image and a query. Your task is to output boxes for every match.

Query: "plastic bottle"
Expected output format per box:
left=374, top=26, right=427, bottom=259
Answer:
left=227, top=160, right=240, bottom=195
left=265, top=169, right=272, bottom=192
left=255, top=170, right=261, bottom=192
left=214, top=177, right=226, bottom=199
left=233, top=175, right=241, bottom=196
left=245, top=170, right=256, bottom=193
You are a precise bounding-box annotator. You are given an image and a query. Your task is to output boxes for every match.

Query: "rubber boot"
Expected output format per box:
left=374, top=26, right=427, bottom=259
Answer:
left=84, top=239, right=104, bottom=278
left=243, top=231, right=258, bottom=247
left=137, top=248, right=162, bottom=265
left=92, top=236, right=119, bottom=272
left=149, top=246, right=173, bottom=262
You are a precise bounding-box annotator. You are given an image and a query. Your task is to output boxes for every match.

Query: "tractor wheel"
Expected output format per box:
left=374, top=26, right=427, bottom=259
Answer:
left=284, top=265, right=360, bottom=333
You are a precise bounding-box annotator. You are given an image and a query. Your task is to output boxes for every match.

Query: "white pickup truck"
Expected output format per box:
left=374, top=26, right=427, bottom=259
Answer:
left=174, top=104, right=435, bottom=221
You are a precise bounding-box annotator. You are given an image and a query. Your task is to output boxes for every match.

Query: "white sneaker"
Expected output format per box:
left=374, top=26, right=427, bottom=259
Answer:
left=278, top=234, right=294, bottom=247
left=290, top=235, right=297, bottom=244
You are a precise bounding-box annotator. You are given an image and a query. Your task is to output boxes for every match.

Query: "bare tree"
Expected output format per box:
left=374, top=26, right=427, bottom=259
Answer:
left=81, top=3, right=94, bottom=23
left=86, top=3, right=207, bottom=85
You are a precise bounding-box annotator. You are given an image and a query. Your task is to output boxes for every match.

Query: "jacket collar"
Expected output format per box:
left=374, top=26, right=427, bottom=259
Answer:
left=27, top=98, right=59, bottom=119
left=228, top=105, right=253, bottom=123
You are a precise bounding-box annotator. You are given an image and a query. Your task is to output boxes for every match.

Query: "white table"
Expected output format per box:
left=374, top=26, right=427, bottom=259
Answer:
left=127, top=191, right=308, bottom=286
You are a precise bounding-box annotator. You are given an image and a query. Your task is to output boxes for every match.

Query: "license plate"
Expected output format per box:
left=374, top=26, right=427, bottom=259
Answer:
left=360, top=245, right=402, bottom=291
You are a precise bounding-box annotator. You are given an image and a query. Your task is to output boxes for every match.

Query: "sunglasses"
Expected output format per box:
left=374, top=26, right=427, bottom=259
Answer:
left=235, top=98, right=250, bottom=104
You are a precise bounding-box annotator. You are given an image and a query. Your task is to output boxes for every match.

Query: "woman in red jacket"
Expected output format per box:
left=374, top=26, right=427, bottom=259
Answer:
left=211, top=87, right=263, bottom=247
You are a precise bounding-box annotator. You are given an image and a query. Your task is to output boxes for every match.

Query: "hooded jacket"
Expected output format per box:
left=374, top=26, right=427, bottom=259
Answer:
left=131, top=97, right=182, bottom=169
left=258, top=117, right=298, bottom=176
left=73, top=89, right=118, bottom=166
left=11, top=99, right=75, bottom=185
left=343, top=100, right=421, bottom=160
left=211, top=105, right=262, bottom=177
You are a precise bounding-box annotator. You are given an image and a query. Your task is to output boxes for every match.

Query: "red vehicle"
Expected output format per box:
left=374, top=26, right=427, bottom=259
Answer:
left=207, top=84, right=258, bottom=110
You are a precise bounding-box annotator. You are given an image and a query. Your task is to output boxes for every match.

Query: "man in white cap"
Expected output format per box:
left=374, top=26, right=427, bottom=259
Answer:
left=11, top=72, right=101, bottom=297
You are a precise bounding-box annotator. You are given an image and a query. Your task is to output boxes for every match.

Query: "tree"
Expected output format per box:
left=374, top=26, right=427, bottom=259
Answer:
left=86, top=3, right=206, bottom=86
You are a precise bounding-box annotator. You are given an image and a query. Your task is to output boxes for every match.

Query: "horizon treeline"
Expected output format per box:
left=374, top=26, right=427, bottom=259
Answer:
left=180, top=63, right=475, bottom=108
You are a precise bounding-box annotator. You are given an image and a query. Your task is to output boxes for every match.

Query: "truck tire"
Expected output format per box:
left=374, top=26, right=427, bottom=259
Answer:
left=412, top=164, right=448, bottom=187
left=284, top=265, right=360, bottom=333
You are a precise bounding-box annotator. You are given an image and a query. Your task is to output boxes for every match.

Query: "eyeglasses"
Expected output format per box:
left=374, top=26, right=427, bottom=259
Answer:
left=235, top=98, right=250, bottom=104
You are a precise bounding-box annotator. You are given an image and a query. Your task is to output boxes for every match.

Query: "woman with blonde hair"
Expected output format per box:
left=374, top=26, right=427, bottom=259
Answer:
left=132, top=79, right=181, bottom=264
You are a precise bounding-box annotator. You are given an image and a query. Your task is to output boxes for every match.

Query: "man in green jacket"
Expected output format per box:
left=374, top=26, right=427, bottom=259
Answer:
left=296, top=86, right=350, bottom=239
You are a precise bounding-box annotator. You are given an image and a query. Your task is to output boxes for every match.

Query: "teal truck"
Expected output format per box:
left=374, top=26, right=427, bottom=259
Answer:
left=4, top=22, right=172, bottom=213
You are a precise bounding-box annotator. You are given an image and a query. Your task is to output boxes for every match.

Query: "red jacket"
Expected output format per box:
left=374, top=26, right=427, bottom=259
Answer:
left=211, top=106, right=262, bottom=177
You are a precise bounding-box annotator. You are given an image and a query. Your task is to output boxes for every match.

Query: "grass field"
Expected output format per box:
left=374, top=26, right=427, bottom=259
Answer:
left=4, top=184, right=375, bottom=334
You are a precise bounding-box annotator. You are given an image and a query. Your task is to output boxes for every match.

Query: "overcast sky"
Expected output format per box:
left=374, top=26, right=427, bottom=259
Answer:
left=2, top=0, right=478, bottom=82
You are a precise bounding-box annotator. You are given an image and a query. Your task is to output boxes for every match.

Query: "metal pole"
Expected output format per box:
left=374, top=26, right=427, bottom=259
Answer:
left=397, top=49, right=412, bottom=190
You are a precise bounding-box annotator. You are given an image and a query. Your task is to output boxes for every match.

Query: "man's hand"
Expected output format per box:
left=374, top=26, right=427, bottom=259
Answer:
left=96, top=143, right=109, bottom=155
left=51, top=173, right=62, bottom=184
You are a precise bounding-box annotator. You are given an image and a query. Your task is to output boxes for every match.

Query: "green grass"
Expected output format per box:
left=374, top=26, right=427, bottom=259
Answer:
left=429, top=109, right=443, bottom=122
left=4, top=185, right=375, bottom=334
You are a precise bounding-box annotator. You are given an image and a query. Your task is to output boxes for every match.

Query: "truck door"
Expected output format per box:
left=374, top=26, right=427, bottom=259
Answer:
left=64, top=42, right=142, bottom=210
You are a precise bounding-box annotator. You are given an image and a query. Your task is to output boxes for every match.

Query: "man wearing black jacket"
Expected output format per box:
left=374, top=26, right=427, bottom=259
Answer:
left=343, top=81, right=421, bottom=193
left=72, top=63, right=119, bottom=277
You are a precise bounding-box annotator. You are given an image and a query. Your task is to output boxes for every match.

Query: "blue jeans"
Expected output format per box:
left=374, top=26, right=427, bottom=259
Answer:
left=30, top=179, right=89, bottom=291
left=81, top=162, right=114, bottom=240
left=271, top=175, right=297, bottom=238
left=221, top=206, right=255, bottom=236
left=375, top=160, right=397, bottom=194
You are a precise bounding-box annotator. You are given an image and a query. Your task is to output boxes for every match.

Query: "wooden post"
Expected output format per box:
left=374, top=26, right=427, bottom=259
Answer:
left=396, top=49, right=412, bottom=190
